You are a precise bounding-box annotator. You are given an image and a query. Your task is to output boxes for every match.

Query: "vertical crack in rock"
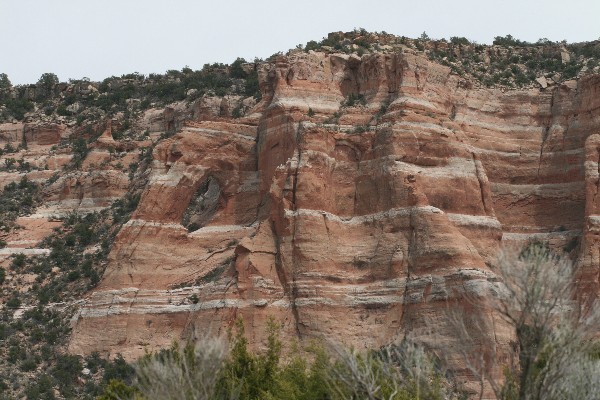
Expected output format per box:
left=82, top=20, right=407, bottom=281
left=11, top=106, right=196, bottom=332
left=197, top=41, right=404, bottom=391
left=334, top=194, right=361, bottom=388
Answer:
left=561, top=123, right=570, bottom=175
left=538, top=89, right=558, bottom=177
left=105, top=292, right=118, bottom=323
left=597, top=147, right=600, bottom=201
left=415, top=67, right=423, bottom=91
left=289, top=203, right=302, bottom=331
left=282, top=122, right=306, bottom=337
left=471, top=152, right=494, bottom=216
left=123, top=289, right=140, bottom=341
left=538, top=125, right=550, bottom=178
left=449, top=104, right=457, bottom=120
left=593, top=144, right=600, bottom=209
left=353, top=147, right=361, bottom=215
left=287, top=205, right=303, bottom=337
left=119, top=224, right=147, bottom=282
left=128, top=288, right=139, bottom=314
left=490, top=309, right=499, bottom=364
left=291, top=164, right=300, bottom=210
left=270, top=218, right=289, bottom=297
left=399, top=209, right=417, bottom=333
left=561, top=128, right=567, bottom=174
left=291, top=149, right=302, bottom=212
left=370, top=223, right=384, bottom=271
left=322, top=213, right=331, bottom=244
left=388, top=244, right=402, bottom=278
left=357, top=140, right=364, bottom=207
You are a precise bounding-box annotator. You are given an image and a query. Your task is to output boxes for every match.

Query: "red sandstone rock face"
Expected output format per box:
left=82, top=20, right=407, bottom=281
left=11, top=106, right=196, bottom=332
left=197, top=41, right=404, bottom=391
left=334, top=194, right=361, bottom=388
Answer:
left=65, top=50, right=600, bottom=395
left=23, top=123, right=64, bottom=146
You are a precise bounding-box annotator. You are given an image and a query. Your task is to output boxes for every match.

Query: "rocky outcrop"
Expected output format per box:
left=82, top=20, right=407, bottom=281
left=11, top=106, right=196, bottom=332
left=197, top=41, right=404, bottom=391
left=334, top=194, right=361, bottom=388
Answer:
left=2, top=48, right=594, bottom=397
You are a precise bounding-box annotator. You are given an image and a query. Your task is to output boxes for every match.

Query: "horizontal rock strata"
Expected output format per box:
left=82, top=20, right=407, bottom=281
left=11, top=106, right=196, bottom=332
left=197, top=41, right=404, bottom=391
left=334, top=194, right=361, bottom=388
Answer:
left=26, top=50, right=596, bottom=394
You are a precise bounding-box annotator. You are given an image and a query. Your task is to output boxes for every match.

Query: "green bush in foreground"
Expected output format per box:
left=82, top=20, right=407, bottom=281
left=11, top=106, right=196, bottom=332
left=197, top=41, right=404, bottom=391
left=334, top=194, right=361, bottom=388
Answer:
left=101, top=318, right=456, bottom=400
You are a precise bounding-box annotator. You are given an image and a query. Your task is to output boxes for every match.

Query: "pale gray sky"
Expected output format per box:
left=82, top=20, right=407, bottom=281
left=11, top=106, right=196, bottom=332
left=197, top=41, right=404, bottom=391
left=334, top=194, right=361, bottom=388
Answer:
left=1, top=0, right=599, bottom=84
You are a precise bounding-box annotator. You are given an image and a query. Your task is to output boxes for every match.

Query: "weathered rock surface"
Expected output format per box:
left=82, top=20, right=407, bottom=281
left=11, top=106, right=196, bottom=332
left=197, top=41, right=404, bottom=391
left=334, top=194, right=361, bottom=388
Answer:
left=3, top=48, right=599, bottom=398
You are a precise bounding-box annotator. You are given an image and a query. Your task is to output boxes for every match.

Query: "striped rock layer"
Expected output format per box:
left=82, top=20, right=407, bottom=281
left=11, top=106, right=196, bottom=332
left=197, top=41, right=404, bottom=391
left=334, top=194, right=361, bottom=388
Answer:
left=68, top=50, right=600, bottom=388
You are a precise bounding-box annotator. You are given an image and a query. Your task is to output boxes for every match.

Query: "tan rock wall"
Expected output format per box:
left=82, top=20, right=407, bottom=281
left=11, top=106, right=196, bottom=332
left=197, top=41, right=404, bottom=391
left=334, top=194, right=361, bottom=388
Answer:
left=66, top=50, right=600, bottom=397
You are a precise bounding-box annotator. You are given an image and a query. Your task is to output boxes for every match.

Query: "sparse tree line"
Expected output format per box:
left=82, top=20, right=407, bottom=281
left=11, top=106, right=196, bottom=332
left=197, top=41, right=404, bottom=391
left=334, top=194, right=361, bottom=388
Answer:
left=2, top=31, right=599, bottom=124
left=0, top=60, right=261, bottom=123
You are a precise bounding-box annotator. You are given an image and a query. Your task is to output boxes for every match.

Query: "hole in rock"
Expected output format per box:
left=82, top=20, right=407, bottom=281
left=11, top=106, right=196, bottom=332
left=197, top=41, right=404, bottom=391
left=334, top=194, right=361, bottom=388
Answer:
left=182, top=177, right=221, bottom=232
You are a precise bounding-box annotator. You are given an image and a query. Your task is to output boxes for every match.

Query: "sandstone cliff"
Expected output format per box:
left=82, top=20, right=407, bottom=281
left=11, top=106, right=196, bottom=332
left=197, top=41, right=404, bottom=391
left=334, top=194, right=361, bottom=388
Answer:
left=1, top=32, right=600, bottom=397
left=74, top=48, right=600, bottom=388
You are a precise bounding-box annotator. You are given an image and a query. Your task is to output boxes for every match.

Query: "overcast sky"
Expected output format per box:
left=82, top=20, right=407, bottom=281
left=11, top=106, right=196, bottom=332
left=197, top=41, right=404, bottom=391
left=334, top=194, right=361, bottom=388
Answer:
left=1, top=0, right=599, bottom=85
